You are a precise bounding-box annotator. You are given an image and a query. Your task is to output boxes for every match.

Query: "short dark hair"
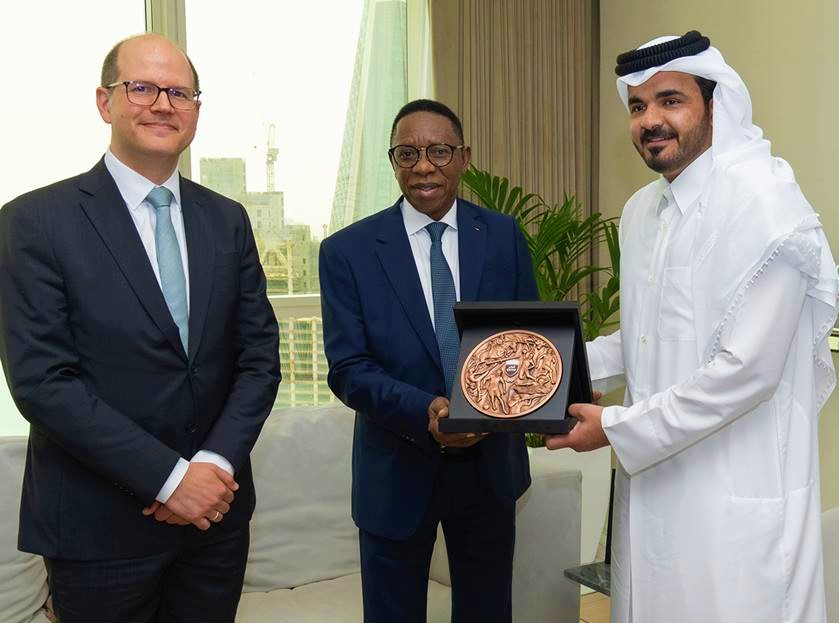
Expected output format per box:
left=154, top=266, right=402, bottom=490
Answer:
left=101, top=35, right=200, bottom=91
left=390, top=99, right=464, bottom=145
left=694, top=76, right=716, bottom=105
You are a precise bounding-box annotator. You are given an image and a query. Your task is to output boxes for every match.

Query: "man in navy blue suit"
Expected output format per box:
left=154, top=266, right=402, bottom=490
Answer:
left=0, top=34, right=279, bottom=622
left=319, top=99, right=538, bottom=623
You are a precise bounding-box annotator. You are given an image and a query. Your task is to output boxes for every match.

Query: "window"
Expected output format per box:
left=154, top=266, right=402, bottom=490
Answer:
left=185, top=0, right=410, bottom=407
left=0, top=0, right=427, bottom=435
left=0, top=1, right=146, bottom=435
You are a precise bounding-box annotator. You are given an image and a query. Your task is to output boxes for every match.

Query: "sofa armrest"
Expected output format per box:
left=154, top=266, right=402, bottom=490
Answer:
left=512, top=448, right=581, bottom=623
left=0, top=436, right=50, bottom=623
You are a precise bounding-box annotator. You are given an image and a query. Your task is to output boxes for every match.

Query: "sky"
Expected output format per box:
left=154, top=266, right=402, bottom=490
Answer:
left=0, top=0, right=366, bottom=433
left=186, top=0, right=364, bottom=237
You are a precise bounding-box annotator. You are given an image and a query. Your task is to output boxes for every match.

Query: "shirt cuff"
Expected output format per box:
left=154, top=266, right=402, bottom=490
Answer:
left=600, top=404, right=624, bottom=430
left=155, top=457, right=190, bottom=503
left=192, top=450, right=234, bottom=475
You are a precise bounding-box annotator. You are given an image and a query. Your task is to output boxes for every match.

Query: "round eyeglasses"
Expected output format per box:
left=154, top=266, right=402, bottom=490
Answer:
left=388, top=144, right=465, bottom=168
left=106, top=80, right=201, bottom=110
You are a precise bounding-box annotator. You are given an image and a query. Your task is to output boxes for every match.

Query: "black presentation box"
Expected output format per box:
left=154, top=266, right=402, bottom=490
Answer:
left=438, top=301, right=592, bottom=434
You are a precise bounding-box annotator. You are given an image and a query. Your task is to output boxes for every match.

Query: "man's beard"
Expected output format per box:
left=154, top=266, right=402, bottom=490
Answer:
left=635, top=112, right=711, bottom=177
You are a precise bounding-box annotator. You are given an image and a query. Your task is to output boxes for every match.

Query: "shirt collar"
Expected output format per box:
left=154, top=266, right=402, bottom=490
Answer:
left=662, top=147, right=712, bottom=215
left=104, top=149, right=181, bottom=211
left=400, top=197, right=458, bottom=236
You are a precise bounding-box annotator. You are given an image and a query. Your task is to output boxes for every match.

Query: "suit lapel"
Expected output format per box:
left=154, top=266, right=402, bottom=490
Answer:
left=78, top=159, right=187, bottom=359
left=374, top=200, right=442, bottom=371
left=457, top=199, right=487, bottom=302
left=180, top=180, right=214, bottom=361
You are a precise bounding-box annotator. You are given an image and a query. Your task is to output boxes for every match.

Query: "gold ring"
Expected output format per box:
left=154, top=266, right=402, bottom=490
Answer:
left=213, top=511, right=222, bottom=522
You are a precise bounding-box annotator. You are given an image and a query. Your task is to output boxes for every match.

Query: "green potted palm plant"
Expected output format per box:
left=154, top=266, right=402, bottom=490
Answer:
left=461, top=166, right=620, bottom=446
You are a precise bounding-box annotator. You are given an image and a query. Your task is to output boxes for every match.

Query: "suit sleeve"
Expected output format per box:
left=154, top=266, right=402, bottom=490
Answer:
left=198, top=203, right=281, bottom=470
left=514, top=222, right=539, bottom=300
left=319, top=237, right=437, bottom=450
left=0, top=198, right=180, bottom=503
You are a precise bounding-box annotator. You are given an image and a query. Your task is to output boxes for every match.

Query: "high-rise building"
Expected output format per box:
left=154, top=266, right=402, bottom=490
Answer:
left=200, top=157, right=313, bottom=296
left=199, top=157, right=286, bottom=265
left=276, top=315, right=334, bottom=407
left=248, top=191, right=285, bottom=251
left=199, top=158, right=246, bottom=201
left=283, top=223, right=320, bottom=294
left=328, top=0, right=407, bottom=235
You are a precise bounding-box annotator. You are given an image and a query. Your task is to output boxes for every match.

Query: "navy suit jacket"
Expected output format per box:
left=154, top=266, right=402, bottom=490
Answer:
left=0, top=159, right=280, bottom=560
left=319, top=198, right=538, bottom=540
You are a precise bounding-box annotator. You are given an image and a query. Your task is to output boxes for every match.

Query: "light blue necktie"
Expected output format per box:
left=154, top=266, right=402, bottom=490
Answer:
left=146, top=186, right=188, bottom=351
left=426, top=222, right=459, bottom=397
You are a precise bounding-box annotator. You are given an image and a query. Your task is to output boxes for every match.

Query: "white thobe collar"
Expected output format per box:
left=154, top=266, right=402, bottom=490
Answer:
left=661, top=148, right=712, bottom=215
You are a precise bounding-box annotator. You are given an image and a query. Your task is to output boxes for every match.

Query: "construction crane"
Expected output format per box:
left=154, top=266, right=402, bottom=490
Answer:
left=266, top=123, right=279, bottom=193
left=263, top=124, right=296, bottom=293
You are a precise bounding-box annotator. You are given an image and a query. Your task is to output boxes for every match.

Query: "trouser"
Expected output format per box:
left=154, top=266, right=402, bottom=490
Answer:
left=359, top=451, right=516, bottom=623
left=45, top=523, right=249, bottom=623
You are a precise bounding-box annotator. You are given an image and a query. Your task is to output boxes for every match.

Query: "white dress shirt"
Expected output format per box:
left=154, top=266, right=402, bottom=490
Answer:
left=401, top=198, right=461, bottom=328
left=104, top=151, right=233, bottom=504
left=104, top=150, right=191, bottom=306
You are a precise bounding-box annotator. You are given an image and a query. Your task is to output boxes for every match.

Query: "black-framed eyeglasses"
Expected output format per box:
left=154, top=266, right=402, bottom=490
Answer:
left=106, top=80, right=201, bottom=110
left=388, top=144, right=465, bottom=168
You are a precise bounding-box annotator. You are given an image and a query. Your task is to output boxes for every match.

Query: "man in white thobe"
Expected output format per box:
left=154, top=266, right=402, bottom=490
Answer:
left=546, top=31, right=839, bottom=623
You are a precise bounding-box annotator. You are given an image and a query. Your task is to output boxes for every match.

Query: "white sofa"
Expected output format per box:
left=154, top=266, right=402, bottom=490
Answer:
left=0, top=404, right=583, bottom=623
left=0, top=436, right=50, bottom=623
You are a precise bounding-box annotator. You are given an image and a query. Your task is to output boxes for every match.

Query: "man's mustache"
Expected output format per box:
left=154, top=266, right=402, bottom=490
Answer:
left=641, top=128, right=676, bottom=142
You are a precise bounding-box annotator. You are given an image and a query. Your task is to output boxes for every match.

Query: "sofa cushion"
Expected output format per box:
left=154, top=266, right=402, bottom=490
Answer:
left=428, top=526, right=450, bottom=586
left=236, top=572, right=452, bottom=623
left=0, top=436, right=49, bottom=623
left=244, top=404, right=360, bottom=592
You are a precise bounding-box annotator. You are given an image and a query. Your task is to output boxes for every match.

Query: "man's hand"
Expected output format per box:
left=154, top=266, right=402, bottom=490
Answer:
left=428, top=396, right=487, bottom=448
left=162, top=462, right=237, bottom=530
left=141, top=501, right=189, bottom=526
left=544, top=402, right=610, bottom=452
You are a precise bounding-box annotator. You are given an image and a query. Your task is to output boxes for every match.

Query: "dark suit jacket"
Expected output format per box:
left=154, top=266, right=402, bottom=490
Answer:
left=319, top=197, right=538, bottom=540
left=0, top=159, right=280, bottom=560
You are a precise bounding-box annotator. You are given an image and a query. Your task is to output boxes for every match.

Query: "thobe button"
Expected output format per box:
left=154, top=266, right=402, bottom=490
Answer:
left=186, top=423, right=197, bottom=434
left=647, top=276, right=654, bottom=285
left=640, top=335, right=648, bottom=344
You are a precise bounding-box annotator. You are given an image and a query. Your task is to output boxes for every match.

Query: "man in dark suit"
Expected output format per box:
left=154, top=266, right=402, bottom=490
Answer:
left=319, top=99, right=537, bottom=623
left=0, top=34, right=280, bottom=622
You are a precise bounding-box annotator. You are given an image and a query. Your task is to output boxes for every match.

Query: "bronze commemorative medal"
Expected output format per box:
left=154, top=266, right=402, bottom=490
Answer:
left=460, top=330, right=562, bottom=418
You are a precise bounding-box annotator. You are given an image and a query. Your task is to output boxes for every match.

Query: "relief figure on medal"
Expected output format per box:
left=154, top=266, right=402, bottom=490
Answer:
left=461, top=330, right=562, bottom=418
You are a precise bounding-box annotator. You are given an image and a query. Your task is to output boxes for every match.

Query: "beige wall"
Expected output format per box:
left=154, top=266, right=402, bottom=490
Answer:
left=599, top=1, right=839, bottom=510
left=822, top=355, right=839, bottom=510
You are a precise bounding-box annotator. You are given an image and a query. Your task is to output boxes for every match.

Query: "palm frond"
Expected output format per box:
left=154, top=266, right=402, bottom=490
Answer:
left=461, top=166, right=622, bottom=446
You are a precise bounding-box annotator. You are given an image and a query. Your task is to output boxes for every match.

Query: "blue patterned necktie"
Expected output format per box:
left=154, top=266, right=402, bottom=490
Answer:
left=146, top=186, right=189, bottom=351
left=426, top=221, right=459, bottom=397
